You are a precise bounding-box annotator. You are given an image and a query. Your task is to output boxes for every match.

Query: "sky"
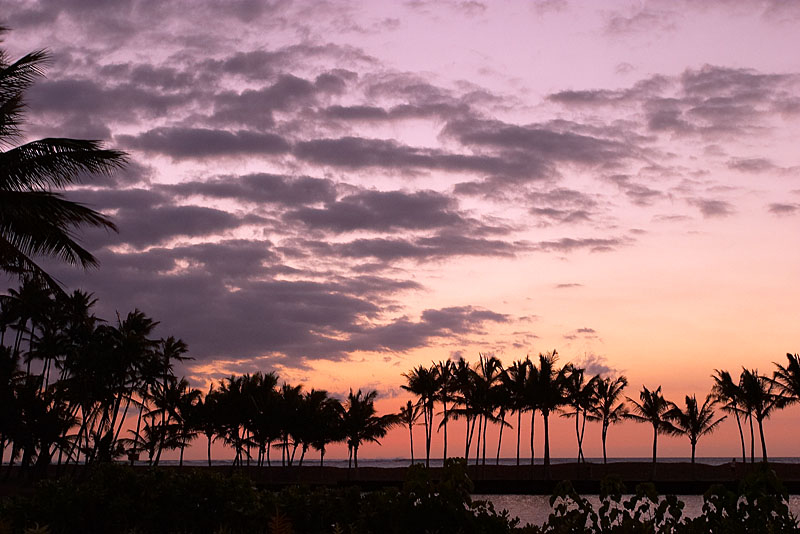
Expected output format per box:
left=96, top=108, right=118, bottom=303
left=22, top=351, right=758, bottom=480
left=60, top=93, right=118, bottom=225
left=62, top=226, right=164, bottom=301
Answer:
left=2, top=0, right=800, bottom=461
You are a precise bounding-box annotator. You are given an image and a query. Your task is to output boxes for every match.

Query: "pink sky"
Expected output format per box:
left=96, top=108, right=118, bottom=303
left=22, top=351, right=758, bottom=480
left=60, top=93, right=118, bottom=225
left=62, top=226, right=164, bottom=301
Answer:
left=2, top=0, right=799, bottom=460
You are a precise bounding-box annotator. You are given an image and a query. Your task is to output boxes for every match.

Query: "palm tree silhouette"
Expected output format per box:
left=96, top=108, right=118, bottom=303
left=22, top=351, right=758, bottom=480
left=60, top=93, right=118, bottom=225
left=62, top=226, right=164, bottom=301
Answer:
left=740, top=368, right=782, bottom=462
left=774, top=353, right=800, bottom=405
left=399, top=400, right=421, bottom=464
left=401, top=365, right=438, bottom=467
left=341, top=389, right=397, bottom=469
left=503, top=358, right=530, bottom=466
left=0, top=28, right=126, bottom=287
left=626, top=385, right=675, bottom=478
left=666, top=393, right=725, bottom=467
left=711, top=369, right=747, bottom=464
left=560, top=365, right=598, bottom=465
left=533, top=351, right=564, bottom=476
left=434, top=359, right=454, bottom=462
left=586, top=375, right=628, bottom=464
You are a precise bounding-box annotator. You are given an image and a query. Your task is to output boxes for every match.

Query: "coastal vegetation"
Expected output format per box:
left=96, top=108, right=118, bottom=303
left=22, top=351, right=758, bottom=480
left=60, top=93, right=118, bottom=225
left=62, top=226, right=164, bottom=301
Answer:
left=1, top=280, right=800, bottom=476
left=1, top=460, right=798, bottom=533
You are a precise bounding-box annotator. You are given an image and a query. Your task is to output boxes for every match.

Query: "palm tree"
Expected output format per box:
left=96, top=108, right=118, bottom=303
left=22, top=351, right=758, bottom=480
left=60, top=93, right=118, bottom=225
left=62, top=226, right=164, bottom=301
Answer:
left=666, top=394, right=725, bottom=466
left=475, top=354, right=503, bottom=466
left=401, top=365, right=438, bottom=467
left=560, top=365, right=598, bottom=465
left=399, top=400, right=421, bottom=464
left=740, top=368, right=782, bottom=462
left=503, top=358, right=530, bottom=466
left=305, top=391, right=343, bottom=466
left=626, top=385, right=675, bottom=478
left=341, top=389, right=397, bottom=469
left=0, top=27, right=127, bottom=287
left=533, top=351, right=565, bottom=475
left=711, top=369, right=747, bottom=464
left=774, top=353, right=800, bottom=404
left=523, top=359, right=540, bottom=466
left=586, top=375, right=628, bottom=464
left=434, top=359, right=454, bottom=462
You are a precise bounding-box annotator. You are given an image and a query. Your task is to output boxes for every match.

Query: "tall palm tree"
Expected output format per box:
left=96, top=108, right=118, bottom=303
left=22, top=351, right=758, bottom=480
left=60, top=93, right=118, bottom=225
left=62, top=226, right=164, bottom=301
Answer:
left=0, top=28, right=127, bottom=287
left=503, top=358, right=530, bottom=466
left=434, top=359, right=454, bottom=462
left=666, top=393, right=725, bottom=466
left=586, top=375, right=628, bottom=464
left=401, top=365, right=438, bottom=467
left=341, top=389, right=397, bottom=469
left=560, top=365, right=597, bottom=465
left=533, top=351, right=564, bottom=475
left=475, top=354, right=503, bottom=466
left=626, top=385, right=675, bottom=478
left=740, top=368, right=782, bottom=462
left=523, top=358, right=540, bottom=466
left=711, top=369, right=747, bottom=464
left=399, top=400, right=421, bottom=464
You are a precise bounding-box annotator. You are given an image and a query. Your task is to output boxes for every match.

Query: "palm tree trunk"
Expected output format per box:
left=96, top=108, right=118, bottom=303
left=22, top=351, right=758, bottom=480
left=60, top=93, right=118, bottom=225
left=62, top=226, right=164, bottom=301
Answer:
left=442, top=399, right=448, bottom=462
left=422, top=401, right=430, bottom=468
left=481, top=414, right=488, bottom=465
left=543, top=412, right=550, bottom=472
left=353, top=445, right=358, bottom=469
left=409, top=424, right=414, bottom=464
left=426, top=402, right=433, bottom=468
left=516, top=410, right=521, bottom=466
left=602, top=422, right=608, bottom=464
left=651, top=426, right=658, bottom=479
left=691, top=441, right=696, bottom=465
left=266, top=439, right=271, bottom=466
left=748, top=413, right=755, bottom=463
left=464, top=416, right=471, bottom=459
left=207, top=435, right=212, bottom=466
left=496, top=410, right=505, bottom=465
left=530, top=411, right=535, bottom=466
left=320, top=447, right=325, bottom=467
left=734, top=410, right=745, bottom=464
left=475, top=415, right=482, bottom=466
left=578, top=411, right=587, bottom=464
left=757, top=416, right=768, bottom=462
left=574, top=409, right=580, bottom=464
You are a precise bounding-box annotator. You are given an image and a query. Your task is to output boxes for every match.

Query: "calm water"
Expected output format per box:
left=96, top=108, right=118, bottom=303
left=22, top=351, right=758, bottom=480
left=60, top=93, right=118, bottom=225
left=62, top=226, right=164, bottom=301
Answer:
left=476, top=494, right=800, bottom=527
left=165, top=456, right=800, bottom=468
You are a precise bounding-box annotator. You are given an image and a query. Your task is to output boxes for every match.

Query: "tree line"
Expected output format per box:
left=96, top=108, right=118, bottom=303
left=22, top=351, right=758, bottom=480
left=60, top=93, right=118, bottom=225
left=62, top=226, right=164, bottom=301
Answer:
left=0, top=278, right=398, bottom=474
left=3, top=277, right=799, bottom=476
left=400, top=352, right=800, bottom=476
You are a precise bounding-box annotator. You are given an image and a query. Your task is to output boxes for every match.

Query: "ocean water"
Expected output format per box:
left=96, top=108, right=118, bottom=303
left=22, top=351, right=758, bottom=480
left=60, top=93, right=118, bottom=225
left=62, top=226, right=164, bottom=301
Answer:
left=476, top=494, right=800, bottom=528
left=163, top=456, right=800, bottom=468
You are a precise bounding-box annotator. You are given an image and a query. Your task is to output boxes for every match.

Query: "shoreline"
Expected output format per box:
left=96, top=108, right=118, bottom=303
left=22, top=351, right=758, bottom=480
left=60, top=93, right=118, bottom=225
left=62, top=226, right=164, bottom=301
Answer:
left=3, top=461, right=800, bottom=495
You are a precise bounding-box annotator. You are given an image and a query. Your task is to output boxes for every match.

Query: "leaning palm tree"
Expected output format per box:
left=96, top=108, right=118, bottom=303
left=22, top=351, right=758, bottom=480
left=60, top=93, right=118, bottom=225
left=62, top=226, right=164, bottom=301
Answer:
left=0, top=28, right=127, bottom=288
left=711, top=369, right=747, bottom=464
left=586, top=375, right=628, bottom=464
left=666, top=393, right=725, bottom=466
left=399, top=400, right=421, bottom=464
left=626, top=385, right=675, bottom=478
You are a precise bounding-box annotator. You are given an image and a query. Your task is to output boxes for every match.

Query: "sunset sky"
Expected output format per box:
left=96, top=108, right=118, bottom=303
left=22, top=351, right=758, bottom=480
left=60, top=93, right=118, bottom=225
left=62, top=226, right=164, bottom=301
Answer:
left=3, top=0, right=799, bottom=460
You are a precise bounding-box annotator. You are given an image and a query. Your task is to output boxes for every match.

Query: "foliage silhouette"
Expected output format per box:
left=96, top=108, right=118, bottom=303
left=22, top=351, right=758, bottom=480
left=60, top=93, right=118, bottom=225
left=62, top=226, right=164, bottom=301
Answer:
left=0, top=28, right=127, bottom=289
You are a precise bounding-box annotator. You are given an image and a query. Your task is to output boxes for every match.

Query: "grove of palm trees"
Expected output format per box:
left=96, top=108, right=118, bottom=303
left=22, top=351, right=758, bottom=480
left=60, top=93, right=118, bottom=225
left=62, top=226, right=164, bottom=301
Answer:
left=2, top=18, right=800, bottom=534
